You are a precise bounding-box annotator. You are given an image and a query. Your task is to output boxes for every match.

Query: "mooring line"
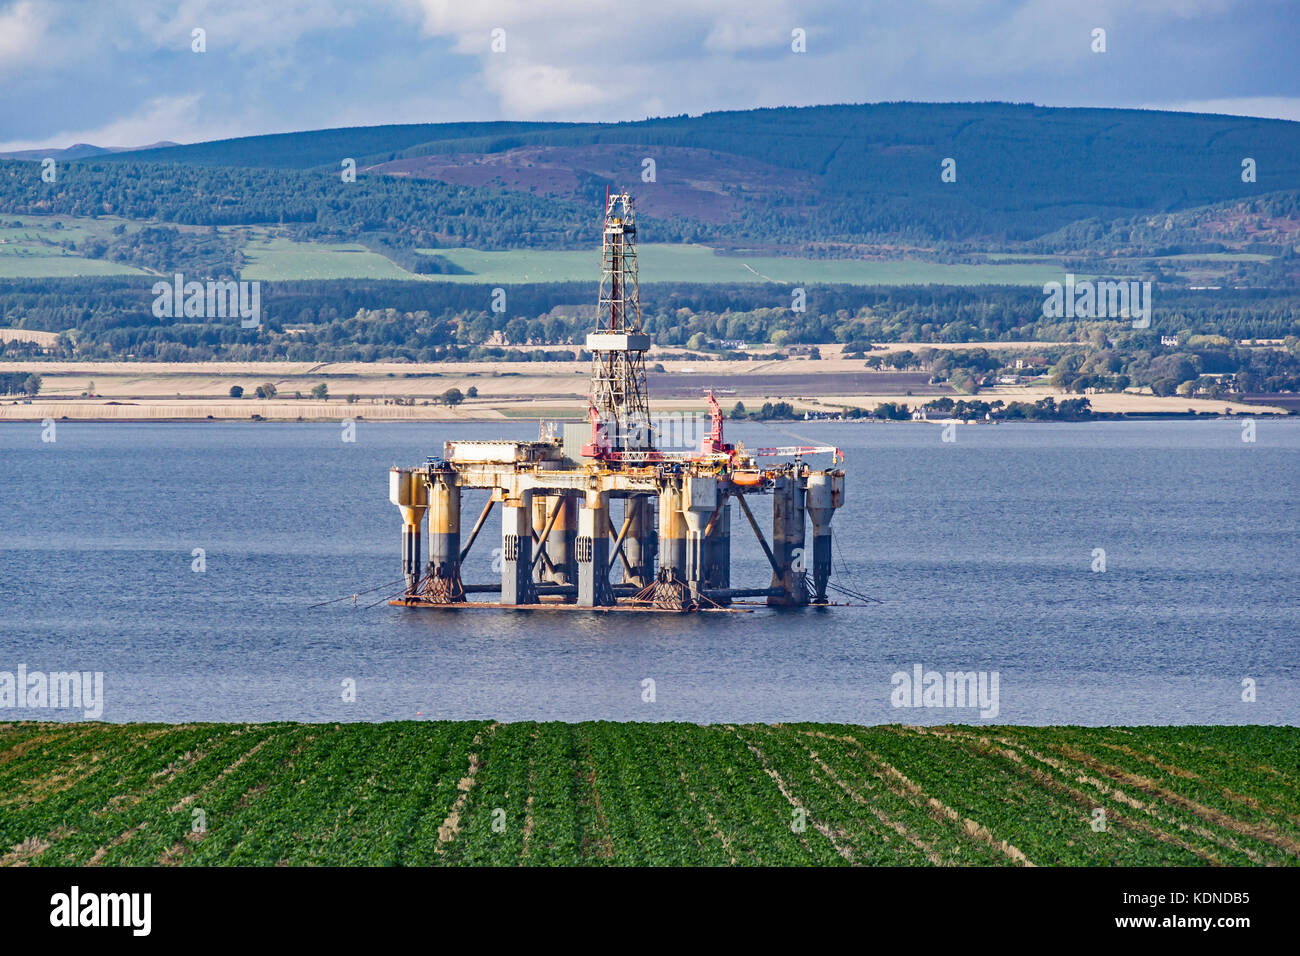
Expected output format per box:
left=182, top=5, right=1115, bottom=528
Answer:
left=308, top=578, right=406, bottom=609
left=830, top=536, right=883, bottom=604
left=825, top=580, right=882, bottom=605
left=361, top=588, right=406, bottom=610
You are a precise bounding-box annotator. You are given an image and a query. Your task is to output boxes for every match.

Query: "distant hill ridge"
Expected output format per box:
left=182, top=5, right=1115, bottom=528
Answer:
left=6, top=103, right=1299, bottom=245
left=0, top=141, right=179, bottom=161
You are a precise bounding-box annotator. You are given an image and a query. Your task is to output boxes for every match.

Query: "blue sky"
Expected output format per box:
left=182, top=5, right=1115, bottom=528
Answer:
left=1, top=0, right=1297, bottom=150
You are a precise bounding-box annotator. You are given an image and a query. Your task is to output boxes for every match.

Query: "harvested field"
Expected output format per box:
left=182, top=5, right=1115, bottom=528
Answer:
left=0, top=355, right=1281, bottom=419
left=646, top=370, right=940, bottom=398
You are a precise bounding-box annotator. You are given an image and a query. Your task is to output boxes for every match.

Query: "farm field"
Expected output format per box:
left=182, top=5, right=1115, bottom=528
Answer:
left=239, top=236, right=414, bottom=281
left=0, top=214, right=147, bottom=246
left=417, top=243, right=1071, bottom=286
left=0, top=254, right=142, bottom=278
left=0, top=215, right=149, bottom=278
left=0, top=352, right=1282, bottom=419
left=0, top=215, right=1077, bottom=284
left=2, top=721, right=1296, bottom=866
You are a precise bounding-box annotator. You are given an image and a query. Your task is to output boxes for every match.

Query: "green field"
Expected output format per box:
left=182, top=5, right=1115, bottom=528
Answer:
left=0, top=215, right=1070, bottom=285
left=2, top=722, right=1296, bottom=866
left=0, top=252, right=144, bottom=278
left=1158, top=252, right=1273, bottom=262
left=0, top=214, right=145, bottom=246
left=240, top=236, right=414, bottom=281
left=0, top=216, right=147, bottom=278
left=417, top=243, right=1067, bottom=286
left=0, top=215, right=1255, bottom=286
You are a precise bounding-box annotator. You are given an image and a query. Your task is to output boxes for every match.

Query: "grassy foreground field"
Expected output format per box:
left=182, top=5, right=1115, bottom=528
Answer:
left=2, top=722, right=1296, bottom=867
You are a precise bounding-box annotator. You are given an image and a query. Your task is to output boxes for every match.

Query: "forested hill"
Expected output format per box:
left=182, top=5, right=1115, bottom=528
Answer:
left=3, top=103, right=1296, bottom=248
left=94, top=102, right=1300, bottom=243
left=105, top=121, right=570, bottom=170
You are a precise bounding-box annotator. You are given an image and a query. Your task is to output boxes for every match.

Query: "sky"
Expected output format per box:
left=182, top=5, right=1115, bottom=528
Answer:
left=0, top=0, right=1297, bottom=150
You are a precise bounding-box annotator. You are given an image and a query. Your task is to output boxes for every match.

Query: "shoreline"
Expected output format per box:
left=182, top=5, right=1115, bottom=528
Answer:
left=0, top=398, right=1288, bottom=423
left=0, top=411, right=1288, bottom=424
left=1, top=355, right=1290, bottom=420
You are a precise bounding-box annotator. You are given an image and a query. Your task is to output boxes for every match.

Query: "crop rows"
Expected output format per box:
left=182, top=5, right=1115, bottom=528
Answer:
left=1, top=722, right=1296, bottom=866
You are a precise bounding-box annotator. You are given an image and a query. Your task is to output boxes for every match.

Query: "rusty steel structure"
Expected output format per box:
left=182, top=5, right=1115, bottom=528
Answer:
left=389, top=191, right=845, bottom=613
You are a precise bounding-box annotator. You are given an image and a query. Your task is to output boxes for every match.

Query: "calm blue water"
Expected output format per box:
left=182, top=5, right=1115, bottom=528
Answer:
left=0, top=419, right=1296, bottom=725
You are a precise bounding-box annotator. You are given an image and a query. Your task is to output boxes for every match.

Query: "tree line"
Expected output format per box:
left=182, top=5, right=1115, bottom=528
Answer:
left=1, top=277, right=1297, bottom=397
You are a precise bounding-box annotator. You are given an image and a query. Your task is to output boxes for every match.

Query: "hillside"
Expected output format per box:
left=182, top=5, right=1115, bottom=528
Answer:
left=2, top=102, right=1298, bottom=384
left=106, top=122, right=567, bottom=170
left=0, top=142, right=179, bottom=162
left=89, top=102, right=1300, bottom=245
left=2, top=721, right=1296, bottom=866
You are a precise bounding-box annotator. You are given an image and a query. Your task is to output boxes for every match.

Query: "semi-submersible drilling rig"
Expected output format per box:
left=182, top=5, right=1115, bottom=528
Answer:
left=389, top=191, right=845, bottom=612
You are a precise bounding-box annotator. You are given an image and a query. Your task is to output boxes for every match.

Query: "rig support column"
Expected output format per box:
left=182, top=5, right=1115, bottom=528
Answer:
left=702, top=498, right=731, bottom=603
left=501, top=491, right=538, bottom=605
left=657, top=483, right=686, bottom=582
left=768, top=473, right=809, bottom=606
left=531, top=496, right=550, bottom=586
left=650, top=481, right=693, bottom=608
left=805, top=472, right=842, bottom=604
left=389, top=468, right=428, bottom=596
left=682, top=476, right=718, bottom=602
left=424, top=470, right=464, bottom=603
left=539, top=494, right=577, bottom=585
left=621, top=495, right=656, bottom=588
left=577, top=490, right=614, bottom=606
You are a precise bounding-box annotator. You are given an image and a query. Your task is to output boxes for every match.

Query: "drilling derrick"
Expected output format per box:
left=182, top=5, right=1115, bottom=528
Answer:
left=585, top=191, right=652, bottom=456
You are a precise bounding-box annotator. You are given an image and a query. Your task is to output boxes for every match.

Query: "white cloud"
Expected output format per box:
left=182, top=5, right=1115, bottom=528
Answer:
left=0, top=94, right=255, bottom=151
left=398, top=0, right=1279, bottom=120
left=125, top=0, right=363, bottom=55
left=485, top=63, right=611, bottom=117
left=701, top=3, right=802, bottom=53
left=2, top=0, right=1297, bottom=144
left=0, top=0, right=49, bottom=69
left=400, top=0, right=836, bottom=117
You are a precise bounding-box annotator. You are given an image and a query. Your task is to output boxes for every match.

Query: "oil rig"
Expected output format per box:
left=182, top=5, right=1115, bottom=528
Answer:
left=389, top=191, right=845, bottom=612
